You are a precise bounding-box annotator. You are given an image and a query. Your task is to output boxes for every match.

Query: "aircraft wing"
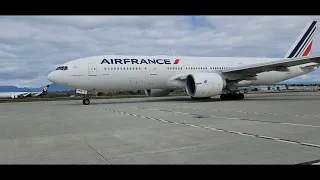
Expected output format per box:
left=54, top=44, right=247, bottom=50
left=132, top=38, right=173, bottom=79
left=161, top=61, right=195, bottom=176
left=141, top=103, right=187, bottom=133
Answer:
left=30, top=92, right=42, bottom=97
left=170, top=55, right=320, bottom=82
left=220, top=55, right=320, bottom=80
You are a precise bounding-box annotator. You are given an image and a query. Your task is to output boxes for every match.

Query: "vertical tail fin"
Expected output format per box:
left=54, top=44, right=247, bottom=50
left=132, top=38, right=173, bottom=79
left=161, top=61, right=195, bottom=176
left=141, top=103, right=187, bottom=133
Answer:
left=285, top=21, right=317, bottom=58
left=42, top=85, right=49, bottom=94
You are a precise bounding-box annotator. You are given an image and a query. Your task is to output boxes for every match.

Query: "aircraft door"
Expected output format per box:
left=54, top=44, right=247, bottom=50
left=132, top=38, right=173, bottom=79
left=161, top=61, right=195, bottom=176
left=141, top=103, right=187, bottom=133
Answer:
left=149, top=64, right=157, bottom=75
left=88, top=63, right=97, bottom=76
left=146, top=64, right=158, bottom=87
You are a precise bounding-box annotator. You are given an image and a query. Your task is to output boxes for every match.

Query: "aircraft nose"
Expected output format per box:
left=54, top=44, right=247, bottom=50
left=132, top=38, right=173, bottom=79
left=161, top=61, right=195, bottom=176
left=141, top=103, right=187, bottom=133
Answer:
left=47, top=71, right=55, bottom=82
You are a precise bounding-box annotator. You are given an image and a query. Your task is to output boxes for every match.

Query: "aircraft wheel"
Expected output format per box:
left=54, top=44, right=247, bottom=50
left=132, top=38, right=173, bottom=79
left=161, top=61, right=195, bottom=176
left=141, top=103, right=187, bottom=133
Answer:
left=82, top=98, right=90, bottom=105
left=221, top=94, right=233, bottom=100
left=238, top=93, right=244, bottom=100
left=220, top=94, right=226, bottom=100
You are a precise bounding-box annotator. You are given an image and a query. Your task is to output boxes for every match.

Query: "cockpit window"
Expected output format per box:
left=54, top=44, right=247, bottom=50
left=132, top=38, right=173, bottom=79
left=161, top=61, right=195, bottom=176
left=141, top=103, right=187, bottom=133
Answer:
left=55, top=66, right=68, bottom=71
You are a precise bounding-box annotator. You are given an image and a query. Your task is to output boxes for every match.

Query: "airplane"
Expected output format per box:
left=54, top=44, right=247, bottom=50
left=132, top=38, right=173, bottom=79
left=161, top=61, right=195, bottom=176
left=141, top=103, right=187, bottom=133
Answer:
left=47, top=21, right=320, bottom=106
left=0, top=85, right=50, bottom=99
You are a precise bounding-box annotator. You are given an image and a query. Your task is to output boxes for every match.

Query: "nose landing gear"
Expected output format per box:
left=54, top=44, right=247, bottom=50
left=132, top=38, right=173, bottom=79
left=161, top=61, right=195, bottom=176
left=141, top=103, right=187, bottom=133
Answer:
left=76, top=89, right=91, bottom=105
left=82, top=98, right=90, bottom=105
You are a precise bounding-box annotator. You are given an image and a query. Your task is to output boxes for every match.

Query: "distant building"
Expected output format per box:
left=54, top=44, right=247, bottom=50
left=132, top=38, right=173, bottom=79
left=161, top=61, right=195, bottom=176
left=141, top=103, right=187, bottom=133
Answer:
left=239, top=84, right=319, bottom=93
left=306, top=86, right=319, bottom=90
left=287, top=86, right=295, bottom=90
left=256, top=85, right=269, bottom=91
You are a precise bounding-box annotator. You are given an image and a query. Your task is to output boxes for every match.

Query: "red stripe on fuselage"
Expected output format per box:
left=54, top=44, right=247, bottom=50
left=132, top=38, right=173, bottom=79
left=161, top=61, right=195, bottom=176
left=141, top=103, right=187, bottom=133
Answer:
left=174, top=59, right=180, bottom=64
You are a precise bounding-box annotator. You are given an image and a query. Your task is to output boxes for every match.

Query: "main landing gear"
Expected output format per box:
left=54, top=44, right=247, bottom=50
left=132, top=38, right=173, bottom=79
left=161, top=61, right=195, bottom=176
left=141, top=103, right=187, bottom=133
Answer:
left=220, top=93, right=244, bottom=100
left=82, top=98, right=90, bottom=105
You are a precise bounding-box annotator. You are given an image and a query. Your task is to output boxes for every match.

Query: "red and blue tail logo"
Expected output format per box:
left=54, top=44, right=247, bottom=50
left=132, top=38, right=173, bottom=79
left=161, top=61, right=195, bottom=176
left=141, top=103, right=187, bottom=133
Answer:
left=285, top=21, right=317, bottom=58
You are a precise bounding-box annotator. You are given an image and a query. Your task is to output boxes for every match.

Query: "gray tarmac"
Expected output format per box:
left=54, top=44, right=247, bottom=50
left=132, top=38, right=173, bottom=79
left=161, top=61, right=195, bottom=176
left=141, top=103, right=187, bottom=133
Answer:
left=1, top=91, right=320, bottom=164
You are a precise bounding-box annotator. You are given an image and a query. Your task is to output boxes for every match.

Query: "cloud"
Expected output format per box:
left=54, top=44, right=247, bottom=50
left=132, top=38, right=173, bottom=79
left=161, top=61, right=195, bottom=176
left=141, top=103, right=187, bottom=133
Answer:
left=1, top=15, right=320, bottom=88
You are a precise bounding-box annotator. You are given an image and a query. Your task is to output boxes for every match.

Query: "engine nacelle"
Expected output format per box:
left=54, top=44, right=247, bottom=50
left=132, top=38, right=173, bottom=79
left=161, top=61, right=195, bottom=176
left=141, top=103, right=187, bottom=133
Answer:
left=185, top=72, right=226, bottom=98
left=144, top=89, right=171, bottom=97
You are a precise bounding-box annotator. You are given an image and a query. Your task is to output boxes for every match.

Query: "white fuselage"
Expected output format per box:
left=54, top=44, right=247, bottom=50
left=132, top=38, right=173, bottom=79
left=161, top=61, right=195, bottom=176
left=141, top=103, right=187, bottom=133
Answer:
left=0, top=92, right=25, bottom=98
left=48, top=55, right=318, bottom=92
left=0, top=92, right=34, bottom=98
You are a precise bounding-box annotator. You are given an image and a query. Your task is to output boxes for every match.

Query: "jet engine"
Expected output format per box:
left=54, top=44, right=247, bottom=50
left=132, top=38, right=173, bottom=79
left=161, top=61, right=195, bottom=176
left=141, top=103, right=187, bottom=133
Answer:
left=144, top=89, right=171, bottom=97
left=185, top=72, right=226, bottom=98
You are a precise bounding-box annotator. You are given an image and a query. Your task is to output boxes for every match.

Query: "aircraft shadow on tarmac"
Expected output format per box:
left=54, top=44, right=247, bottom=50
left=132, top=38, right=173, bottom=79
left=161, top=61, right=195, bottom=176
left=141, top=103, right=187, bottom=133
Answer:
left=68, top=97, right=221, bottom=105
left=60, top=93, right=320, bottom=106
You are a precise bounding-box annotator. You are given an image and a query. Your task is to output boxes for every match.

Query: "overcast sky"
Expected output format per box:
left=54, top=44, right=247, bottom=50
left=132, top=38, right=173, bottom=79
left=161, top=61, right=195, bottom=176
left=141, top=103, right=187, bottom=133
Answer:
left=1, top=15, right=320, bottom=88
